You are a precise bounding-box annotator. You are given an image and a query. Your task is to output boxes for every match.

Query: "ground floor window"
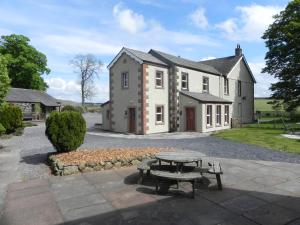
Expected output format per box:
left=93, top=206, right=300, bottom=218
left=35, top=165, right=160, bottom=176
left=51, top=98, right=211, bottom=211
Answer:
left=216, top=105, right=221, bottom=126
left=156, top=105, right=164, bottom=124
left=206, top=105, right=212, bottom=126
left=224, top=105, right=229, bottom=124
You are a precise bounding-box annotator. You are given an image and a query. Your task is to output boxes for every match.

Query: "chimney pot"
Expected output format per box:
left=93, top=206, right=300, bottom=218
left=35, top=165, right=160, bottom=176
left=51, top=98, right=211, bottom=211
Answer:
left=235, top=44, right=242, bottom=57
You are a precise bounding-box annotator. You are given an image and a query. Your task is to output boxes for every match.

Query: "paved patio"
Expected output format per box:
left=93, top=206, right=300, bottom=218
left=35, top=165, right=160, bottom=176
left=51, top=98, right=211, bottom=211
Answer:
left=1, top=156, right=300, bottom=225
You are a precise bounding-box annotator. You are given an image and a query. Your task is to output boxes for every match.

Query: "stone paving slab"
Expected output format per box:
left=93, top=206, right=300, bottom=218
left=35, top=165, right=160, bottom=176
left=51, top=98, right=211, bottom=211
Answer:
left=1, top=157, right=300, bottom=225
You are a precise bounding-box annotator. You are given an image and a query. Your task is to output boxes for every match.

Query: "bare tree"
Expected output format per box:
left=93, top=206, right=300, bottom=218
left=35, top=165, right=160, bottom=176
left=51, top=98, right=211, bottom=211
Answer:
left=70, top=54, right=103, bottom=106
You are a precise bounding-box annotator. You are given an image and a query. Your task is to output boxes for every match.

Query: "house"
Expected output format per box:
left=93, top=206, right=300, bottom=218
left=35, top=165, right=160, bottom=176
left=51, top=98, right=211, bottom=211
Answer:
left=102, top=45, right=255, bottom=134
left=5, top=88, right=60, bottom=120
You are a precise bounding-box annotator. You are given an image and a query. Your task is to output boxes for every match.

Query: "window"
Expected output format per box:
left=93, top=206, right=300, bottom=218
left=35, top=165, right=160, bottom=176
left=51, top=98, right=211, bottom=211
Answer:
left=238, top=80, right=241, bottom=96
left=216, top=105, right=221, bottom=126
left=203, top=77, right=209, bottom=93
left=155, top=105, right=164, bottom=124
left=181, top=72, right=188, bottom=90
left=106, top=110, right=110, bottom=120
left=121, top=72, right=129, bottom=88
left=155, top=71, right=164, bottom=88
left=224, top=105, right=229, bottom=125
left=224, top=78, right=229, bottom=95
left=206, top=105, right=212, bottom=126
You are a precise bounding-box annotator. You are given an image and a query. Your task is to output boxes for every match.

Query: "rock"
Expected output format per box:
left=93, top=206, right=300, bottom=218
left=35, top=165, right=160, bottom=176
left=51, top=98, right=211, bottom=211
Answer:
left=104, top=162, right=113, bottom=170
left=131, top=159, right=140, bottom=166
left=121, top=159, right=129, bottom=166
left=81, top=167, right=94, bottom=173
left=87, top=162, right=97, bottom=168
left=63, top=166, right=79, bottom=175
left=114, top=161, right=122, bottom=168
left=94, top=165, right=103, bottom=171
left=99, top=161, right=105, bottom=166
left=78, top=163, right=86, bottom=171
left=56, top=161, right=64, bottom=170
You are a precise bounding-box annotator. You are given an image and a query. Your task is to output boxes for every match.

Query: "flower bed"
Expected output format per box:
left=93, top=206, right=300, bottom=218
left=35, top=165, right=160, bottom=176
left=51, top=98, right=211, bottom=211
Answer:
left=48, top=147, right=172, bottom=176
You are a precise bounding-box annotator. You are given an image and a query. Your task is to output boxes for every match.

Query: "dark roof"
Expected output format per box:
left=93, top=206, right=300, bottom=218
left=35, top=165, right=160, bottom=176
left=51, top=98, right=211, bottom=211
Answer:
left=199, top=55, right=241, bottom=76
left=180, top=91, right=232, bottom=104
left=149, top=49, right=222, bottom=75
left=124, top=48, right=167, bottom=66
left=5, top=88, right=59, bottom=107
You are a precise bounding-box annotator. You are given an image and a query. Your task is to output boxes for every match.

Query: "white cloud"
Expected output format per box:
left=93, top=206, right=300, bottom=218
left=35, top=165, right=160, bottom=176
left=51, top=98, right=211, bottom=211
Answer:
left=45, top=77, right=109, bottom=102
left=189, top=8, right=208, bottom=29
left=248, top=62, right=277, bottom=97
left=113, top=3, right=146, bottom=34
left=216, top=4, right=283, bottom=41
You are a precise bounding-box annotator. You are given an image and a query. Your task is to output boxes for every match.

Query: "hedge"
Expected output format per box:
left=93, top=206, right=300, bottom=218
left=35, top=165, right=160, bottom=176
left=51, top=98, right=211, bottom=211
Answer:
left=0, top=104, right=23, bottom=133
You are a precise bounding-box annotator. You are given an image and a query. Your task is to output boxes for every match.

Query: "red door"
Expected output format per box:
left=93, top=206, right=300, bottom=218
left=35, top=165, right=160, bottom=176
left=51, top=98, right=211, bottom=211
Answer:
left=128, top=108, right=136, bottom=133
left=186, top=107, right=196, bottom=131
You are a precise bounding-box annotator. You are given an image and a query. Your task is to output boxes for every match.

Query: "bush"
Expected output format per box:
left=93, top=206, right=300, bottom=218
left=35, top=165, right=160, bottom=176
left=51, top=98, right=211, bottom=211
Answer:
left=45, top=111, right=86, bottom=152
left=0, top=104, right=23, bottom=133
left=61, top=105, right=84, bottom=114
left=0, top=123, right=6, bottom=135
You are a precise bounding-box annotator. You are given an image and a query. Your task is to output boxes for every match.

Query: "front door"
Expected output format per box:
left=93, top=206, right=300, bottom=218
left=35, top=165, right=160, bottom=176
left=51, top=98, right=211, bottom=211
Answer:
left=186, top=107, right=196, bottom=131
left=128, top=108, right=136, bottom=133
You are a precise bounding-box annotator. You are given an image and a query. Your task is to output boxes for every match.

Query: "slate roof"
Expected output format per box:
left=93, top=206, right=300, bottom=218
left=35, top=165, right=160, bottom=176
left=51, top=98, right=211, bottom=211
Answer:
left=180, top=91, right=232, bottom=104
left=124, top=48, right=167, bottom=66
left=6, top=88, right=60, bottom=107
left=199, top=55, right=242, bottom=76
left=149, top=49, right=222, bottom=75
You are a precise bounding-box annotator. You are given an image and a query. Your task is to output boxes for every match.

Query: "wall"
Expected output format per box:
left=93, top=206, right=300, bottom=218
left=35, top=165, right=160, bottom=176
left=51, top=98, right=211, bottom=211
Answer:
left=101, top=103, right=110, bottom=130
left=146, top=64, right=169, bottom=133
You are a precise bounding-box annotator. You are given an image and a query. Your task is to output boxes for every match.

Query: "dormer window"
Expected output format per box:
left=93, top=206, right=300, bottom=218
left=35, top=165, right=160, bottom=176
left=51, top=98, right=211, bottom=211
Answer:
left=121, top=72, right=129, bottom=89
left=203, top=77, right=209, bottom=93
left=181, top=72, right=188, bottom=90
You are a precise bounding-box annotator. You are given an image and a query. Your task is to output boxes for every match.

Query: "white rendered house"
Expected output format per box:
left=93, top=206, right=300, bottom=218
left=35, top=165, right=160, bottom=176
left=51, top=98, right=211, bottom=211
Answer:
left=102, top=45, right=255, bottom=134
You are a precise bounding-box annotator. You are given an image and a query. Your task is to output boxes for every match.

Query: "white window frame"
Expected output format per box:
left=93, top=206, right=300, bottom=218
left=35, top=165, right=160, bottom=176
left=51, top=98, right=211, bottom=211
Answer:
left=224, top=78, right=229, bottom=95
left=224, top=105, right=229, bottom=125
left=216, top=105, right=221, bottom=126
left=155, top=105, right=164, bottom=124
left=121, top=72, right=129, bottom=89
left=206, top=105, right=212, bottom=127
left=181, top=72, right=188, bottom=90
left=203, top=77, right=209, bottom=93
left=238, top=80, right=241, bottom=96
left=155, top=71, right=164, bottom=88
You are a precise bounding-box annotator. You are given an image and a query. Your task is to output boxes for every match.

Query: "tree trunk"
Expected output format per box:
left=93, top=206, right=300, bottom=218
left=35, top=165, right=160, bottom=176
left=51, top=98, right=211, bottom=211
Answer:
left=81, top=82, right=85, bottom=107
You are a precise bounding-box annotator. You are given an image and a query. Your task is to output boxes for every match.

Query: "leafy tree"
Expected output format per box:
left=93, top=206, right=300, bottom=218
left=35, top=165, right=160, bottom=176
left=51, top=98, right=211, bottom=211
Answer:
left=70, top=54, right=103, bottom=106
left=262, top=0, right=300, bottom=111
left=0, top=34, right=50, bottom=91
left=0, top=55, right=10, bottom=104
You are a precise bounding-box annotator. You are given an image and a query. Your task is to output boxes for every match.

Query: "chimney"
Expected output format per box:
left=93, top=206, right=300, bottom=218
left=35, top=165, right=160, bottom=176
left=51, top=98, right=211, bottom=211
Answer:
left=235, top=44, right=242, bottom=57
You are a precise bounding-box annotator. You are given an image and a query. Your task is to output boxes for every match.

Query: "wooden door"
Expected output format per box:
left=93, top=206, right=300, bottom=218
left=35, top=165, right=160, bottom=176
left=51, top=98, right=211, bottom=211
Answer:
left=128, top=108, right=136, bottom=133
left=186, top=107, right=196, bottom=131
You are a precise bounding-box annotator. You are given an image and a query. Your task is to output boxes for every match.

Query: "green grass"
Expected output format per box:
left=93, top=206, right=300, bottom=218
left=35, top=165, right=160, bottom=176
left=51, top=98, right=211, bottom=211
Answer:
left=255, top=98, right=300, bottom=113
left=213, top=122, right=300, bottom=154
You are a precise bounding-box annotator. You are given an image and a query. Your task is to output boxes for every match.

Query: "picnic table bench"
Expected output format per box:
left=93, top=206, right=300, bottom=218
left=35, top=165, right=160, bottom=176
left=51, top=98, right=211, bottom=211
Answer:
left=137, top=159, right=158, bottom=184
left=151, top=170, right=202, bottom=198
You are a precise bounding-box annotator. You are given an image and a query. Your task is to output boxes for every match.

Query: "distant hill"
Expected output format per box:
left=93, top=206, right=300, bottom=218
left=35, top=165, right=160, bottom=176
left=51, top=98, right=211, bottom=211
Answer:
left=57, top=99, right=81, bottom=107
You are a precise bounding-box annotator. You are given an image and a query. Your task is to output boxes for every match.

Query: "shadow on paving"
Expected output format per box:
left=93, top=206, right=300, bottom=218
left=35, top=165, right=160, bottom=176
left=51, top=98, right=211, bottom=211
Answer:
left=56, top=173, right=300, bottom=225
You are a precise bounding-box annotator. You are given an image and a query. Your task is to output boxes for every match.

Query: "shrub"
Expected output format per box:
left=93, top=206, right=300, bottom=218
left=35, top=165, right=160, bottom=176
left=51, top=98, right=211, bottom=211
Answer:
left=0, top=123, right=6, bottom=135
left=61, top=105, right=84, bottom=114
left=45, top=111, right=86, bottom=152
left=0, top=104, right=23, bottom=133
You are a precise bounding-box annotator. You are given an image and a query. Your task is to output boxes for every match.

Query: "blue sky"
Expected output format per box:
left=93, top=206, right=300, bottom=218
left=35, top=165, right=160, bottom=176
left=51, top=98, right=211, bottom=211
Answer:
left=0, top=0, right=289, bottom=102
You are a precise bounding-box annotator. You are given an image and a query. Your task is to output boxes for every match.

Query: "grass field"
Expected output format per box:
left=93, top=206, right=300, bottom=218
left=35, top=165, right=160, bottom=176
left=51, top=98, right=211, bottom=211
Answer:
left=214, top=121, right=300, bottom=154
left=255, top=98, right=300, bottom=113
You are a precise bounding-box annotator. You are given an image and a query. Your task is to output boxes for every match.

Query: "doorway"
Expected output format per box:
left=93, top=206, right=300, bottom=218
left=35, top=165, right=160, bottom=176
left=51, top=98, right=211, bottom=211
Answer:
left=185, top=107, right=196, bottom=131
left=128, top=107, right=136, bottom=133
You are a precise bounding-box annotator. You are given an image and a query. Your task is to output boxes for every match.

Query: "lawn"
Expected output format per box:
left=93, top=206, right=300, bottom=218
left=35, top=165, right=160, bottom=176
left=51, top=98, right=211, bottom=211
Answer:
left=214, top=122, right=300, bottom=154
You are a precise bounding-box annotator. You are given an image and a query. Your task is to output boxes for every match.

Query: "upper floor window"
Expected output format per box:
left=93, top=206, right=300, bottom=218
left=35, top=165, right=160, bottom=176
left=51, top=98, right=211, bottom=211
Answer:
left=224, top=105, right=229, bottom=125
left=155, top=71, right=164, bottom=88
left=121, top=72, right=129, bottom=89
left=155, top=105, right=164, bottom=124
left=216, top=105, right=221, bottom=126
left=181, top=72, right=188, bottom=90
left=224, top=78, right=229, bottom=95
left=206, top=105, right=212, bottom=127
left=203, top=77, right=209, bottom=93
left=238, top=80, right=241, bottom=96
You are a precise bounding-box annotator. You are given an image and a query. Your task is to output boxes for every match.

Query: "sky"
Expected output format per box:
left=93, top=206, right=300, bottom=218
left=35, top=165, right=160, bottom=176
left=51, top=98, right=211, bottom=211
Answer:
left=0, top=0, right=289, bottom=103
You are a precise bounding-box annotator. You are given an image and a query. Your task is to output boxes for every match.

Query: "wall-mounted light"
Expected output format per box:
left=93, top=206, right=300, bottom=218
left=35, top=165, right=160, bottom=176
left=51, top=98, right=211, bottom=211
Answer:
left=179, top=110, right=182, bottom=115
left=124, top=110, right=128, bottom=116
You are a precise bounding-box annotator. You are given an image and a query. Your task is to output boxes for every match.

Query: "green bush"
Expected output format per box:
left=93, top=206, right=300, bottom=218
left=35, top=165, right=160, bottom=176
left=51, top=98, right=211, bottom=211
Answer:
left=45, top=111, right=86, bottom=152
left=0, top=123, right=6, bottom=135
left=0, top=104, right=23, bottom=133
left=61, top=105, right=84, bottom=114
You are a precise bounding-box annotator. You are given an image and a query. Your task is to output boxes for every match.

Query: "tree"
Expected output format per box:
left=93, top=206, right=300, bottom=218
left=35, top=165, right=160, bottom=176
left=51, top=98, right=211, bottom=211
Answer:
left=262, top=0, right=300, bottom=111
left=0, top=34, right=50, bottom=91
left=0, top=55, right=10, bottom=104
left=70, top=54, right=103, bottom=106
